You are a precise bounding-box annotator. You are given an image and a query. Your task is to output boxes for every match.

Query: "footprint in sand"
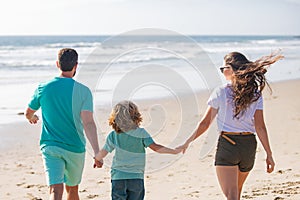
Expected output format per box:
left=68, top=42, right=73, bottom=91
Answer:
left=16, top=182, right=26, bottom=187
left=249, top=180, right=300, bottom=198
left=87, top=194, right=99, bottom=199
left=26, top=193, right=42, bottom=200
left=97, top=180, right=105, bottom=184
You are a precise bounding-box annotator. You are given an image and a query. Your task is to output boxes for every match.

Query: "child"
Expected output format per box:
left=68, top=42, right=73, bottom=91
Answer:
left=94, top=100, right=182, bottom=200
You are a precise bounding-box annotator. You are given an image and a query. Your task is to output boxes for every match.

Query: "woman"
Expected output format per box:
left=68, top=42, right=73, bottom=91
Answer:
left=179, top=52, right=283, bottom=200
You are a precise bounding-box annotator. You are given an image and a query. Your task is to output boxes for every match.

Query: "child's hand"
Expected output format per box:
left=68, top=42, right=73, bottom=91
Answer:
left=173, top=147, right=183, bottom=154
left=93, top=149, right=108, bottom=168
left=93, top=158, right=103, bottom=168
left=176, top=142, right=189, bottom=154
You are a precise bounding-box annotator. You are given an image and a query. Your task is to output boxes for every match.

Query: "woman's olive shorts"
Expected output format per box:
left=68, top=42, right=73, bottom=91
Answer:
left=215, top=134, right=257, bottom=172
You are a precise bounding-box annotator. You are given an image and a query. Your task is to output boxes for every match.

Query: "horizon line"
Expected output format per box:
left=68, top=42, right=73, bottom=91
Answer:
left=0, top=34, right=299, bottom=37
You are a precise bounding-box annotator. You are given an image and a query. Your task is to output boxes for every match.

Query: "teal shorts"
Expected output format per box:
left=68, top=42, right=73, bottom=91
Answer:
left=41, top=146, right=85, bottom=186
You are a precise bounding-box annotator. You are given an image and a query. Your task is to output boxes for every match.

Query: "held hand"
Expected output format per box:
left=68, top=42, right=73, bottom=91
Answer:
left=173, top=147, right=183, bottom=154
left=266, top=155, right=275, bottom=173
left=93, top=158, right=103, bottom=168
left=29, top=114, right=39, bottom=124
left=176, top=142, right=189, bottom=154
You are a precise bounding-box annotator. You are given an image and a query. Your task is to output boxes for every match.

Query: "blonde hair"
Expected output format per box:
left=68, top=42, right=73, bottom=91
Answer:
left=109, top=100, right=143, bottom=133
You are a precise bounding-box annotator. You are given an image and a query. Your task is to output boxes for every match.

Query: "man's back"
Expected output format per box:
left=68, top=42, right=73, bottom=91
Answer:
left=25, top=48, right=101, bottom=199
left=28, top=77, right=93, bottom=153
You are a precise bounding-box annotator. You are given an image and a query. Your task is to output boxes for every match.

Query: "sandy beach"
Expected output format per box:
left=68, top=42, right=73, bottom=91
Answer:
left=0, top=79, right=299, bottom=200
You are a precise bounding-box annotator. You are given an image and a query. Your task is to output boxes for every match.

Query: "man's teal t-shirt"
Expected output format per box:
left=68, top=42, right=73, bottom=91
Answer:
left=103, top=128, right=154, bottom=180
left=28, top=77, right=93, bottom=153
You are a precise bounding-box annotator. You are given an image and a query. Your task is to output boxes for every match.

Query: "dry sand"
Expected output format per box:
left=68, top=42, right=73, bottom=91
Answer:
left=0, top=79, right=299, bottom=200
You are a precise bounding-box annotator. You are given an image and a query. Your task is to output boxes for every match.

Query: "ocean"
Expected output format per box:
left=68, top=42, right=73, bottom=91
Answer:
left=1, top=34, right=300, bottom=125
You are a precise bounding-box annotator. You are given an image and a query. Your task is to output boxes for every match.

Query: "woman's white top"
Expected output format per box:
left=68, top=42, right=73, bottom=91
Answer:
left=207, top=84, right=263, bottom=133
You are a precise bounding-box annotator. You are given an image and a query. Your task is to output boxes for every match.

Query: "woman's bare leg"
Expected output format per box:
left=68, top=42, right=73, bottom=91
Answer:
left=216, top=166, right=239, bottom=200
left=237, top=170, right=250, bottom=199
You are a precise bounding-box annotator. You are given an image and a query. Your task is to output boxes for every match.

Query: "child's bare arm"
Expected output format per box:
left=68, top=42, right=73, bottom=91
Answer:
left=149, top=143, right=182, bottom=154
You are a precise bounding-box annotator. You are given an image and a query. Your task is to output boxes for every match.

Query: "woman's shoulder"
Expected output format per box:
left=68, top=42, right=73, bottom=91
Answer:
left=212, top=83, right=231, bottom=95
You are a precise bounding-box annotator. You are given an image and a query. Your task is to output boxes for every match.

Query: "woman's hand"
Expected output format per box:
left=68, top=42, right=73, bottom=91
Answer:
left=266, top=155, right=275, bottom=173
left=176, top=142, right=190, bottom=154
left=172, top=147, right=183, bottom=154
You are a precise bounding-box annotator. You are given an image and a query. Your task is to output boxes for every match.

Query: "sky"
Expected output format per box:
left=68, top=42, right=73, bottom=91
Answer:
left=0, top=0, right=299, bottom=35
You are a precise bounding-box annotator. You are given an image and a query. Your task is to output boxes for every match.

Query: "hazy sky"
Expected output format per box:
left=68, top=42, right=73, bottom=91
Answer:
left=1, top=0, right=299, bottom=35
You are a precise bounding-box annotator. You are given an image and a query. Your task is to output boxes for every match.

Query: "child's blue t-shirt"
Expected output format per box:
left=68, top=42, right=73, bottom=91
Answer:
left=28, top=77, right=93, bottom=153
left=103, top=128, right=154, bottom=180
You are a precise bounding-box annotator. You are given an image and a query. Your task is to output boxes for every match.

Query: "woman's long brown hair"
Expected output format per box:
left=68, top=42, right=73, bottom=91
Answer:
left=224, top=51, right=283, bottom=118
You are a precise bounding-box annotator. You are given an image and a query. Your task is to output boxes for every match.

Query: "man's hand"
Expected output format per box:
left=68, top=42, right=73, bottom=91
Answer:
left=93, top=158, right=103, bottom=168
left=25, top=107, right=39, bottom=124
left=28, top=114, right=39, bottom=124
left=93, top=149, right=108, bottom=168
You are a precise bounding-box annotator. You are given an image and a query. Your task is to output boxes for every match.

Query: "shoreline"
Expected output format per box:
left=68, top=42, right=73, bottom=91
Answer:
left=1, top=76, right=300, bottom=127
left=1, top=78, right=300, bottom=199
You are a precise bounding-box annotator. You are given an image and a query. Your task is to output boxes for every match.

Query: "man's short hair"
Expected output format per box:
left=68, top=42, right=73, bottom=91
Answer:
left=58, top=48, right=78, bottom=71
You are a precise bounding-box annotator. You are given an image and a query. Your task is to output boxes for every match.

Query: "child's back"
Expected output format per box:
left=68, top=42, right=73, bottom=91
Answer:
left=95, top=100, right=182, bottom=200
left=104, top=127, right=154, bottom=180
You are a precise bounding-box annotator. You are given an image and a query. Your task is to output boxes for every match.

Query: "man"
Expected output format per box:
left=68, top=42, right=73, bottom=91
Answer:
left=25, top=48, right=102, bottom=200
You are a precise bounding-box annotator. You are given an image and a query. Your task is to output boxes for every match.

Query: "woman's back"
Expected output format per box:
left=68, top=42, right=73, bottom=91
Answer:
left=208, top=84, right=263, bottom=133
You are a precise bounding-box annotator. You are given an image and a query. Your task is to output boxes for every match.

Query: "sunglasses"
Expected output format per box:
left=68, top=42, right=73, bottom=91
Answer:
left=219, top=66, right=230, bottom=73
